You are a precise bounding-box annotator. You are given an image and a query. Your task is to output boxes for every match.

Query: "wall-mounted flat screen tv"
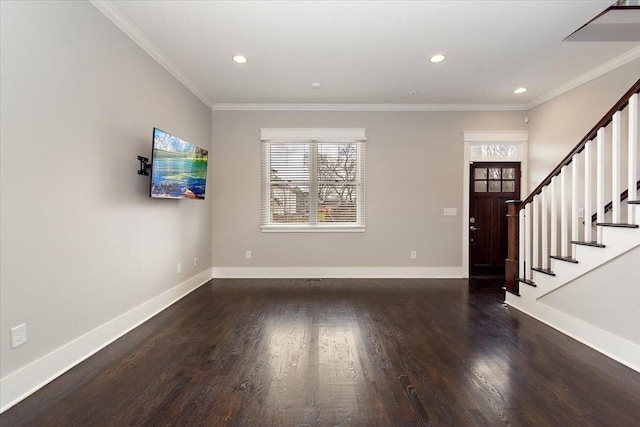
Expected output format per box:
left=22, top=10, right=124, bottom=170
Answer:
left=150, top=128, right=208, bottom=199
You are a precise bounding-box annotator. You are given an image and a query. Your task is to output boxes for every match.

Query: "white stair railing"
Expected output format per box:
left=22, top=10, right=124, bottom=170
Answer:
left=629, top=94, right=638, bottom=220
left=509, top=80, right=640, bottom=294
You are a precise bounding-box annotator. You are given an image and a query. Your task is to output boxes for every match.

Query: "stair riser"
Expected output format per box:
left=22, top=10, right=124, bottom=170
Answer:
left=524, top=226, right=640, bottom=300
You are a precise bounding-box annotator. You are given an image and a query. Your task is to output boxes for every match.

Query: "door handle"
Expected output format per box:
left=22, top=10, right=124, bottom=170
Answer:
left=470, top=226, right=479, bottom=231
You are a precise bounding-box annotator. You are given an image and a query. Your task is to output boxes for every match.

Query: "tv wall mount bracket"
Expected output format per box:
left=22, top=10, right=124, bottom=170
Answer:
left=138, top=156, right=152, bottom=176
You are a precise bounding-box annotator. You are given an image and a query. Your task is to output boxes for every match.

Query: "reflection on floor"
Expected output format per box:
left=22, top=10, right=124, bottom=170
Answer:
left=2, top=278, right=639, bottom=426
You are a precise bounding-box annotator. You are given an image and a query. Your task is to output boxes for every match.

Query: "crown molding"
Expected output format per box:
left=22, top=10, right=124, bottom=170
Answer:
left=211, top=103, right=528, bottom=112
left=91, top=1, right=638, bottom=114
left=89, top=0, right=214, bottom=109
left=527, top=46, right=640, bottom=109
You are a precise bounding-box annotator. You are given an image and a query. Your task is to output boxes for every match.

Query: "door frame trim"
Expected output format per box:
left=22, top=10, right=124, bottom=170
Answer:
left=462, top=131, right=528, bottom=278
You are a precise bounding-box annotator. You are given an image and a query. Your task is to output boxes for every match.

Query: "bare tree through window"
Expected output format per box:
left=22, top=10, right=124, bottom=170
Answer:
left=317, top=143, right=358, bottom=222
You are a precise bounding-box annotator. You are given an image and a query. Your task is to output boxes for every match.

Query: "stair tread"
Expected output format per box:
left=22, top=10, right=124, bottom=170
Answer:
left=504, top=288, right=521, bottom=297
left=628, top=200, right=640, bottom=205
left=571, top=240, right=606, bottom=248
left=550, top=255, right=579, bottom=264
left=595, top=222, right=639, bottom=228
left=516, top=278, right=537, bottom=287
left=532, top=267, right=556, bottom=276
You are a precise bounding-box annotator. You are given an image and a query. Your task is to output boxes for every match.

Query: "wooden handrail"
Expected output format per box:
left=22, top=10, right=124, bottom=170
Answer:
left=520, top=78, right=640, bottom=209
left=590, top=180, right=640, bottom=223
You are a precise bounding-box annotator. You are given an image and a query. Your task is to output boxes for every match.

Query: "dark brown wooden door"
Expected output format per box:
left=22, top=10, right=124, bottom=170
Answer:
left=469, top=162, right=520, bottom=276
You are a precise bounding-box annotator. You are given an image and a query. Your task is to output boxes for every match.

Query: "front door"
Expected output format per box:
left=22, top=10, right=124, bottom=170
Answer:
left=469, top=162, right=521, bottom=276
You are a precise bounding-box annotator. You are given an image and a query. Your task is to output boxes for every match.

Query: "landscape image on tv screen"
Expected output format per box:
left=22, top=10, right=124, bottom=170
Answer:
left=150, top=128, right=208, bottom=199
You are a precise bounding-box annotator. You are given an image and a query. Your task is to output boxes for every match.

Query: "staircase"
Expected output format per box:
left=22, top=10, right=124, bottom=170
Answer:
left=504, top=79, right=640, bottom=372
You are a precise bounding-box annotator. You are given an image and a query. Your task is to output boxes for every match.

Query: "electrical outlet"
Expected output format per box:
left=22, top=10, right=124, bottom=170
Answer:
left=177, top=263, right=182, bottom=274
left=11, top=323, right=27, bottom=349
left=245, top=250, right=252, bottom=259
left=410, top=251, right=417, bottom=259
left=577, top=208, right=584, bottom=219
left=193, top=257, right=198, bottom=266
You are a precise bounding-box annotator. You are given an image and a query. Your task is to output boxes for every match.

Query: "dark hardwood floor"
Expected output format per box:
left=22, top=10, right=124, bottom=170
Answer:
left=2, top=278, right=639, bottom=426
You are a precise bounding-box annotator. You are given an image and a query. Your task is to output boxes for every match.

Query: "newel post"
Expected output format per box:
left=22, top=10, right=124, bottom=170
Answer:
left=505, top=200, right=522, bottom=296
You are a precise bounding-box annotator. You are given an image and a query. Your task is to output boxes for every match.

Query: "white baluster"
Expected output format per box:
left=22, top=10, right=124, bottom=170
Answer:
left=541, top=186, right=548, bottom=269
left=584, top=139, right=593, bottom=243
left=571, top=154, right=579, bottom=251
left=612, top=111, right=621, bottom=224
left=525, top=203, right=532, bottom=278
left=550, top=176, right=558, bottom=259
left=519, top=208, right=526, bottom=280
left=533, top=195, right=540, bottom=269
left=561, top=165, right=569, bottom=257
left=597, top=127, right=605, bottom=244
left=629, top=93, right=638, bottom=223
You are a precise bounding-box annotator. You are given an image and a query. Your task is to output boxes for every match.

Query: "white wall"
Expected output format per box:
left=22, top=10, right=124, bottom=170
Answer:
left=211, top=110, right=525, bottom=276
left=0, top=0, right=212, bottom=394
left=526, top=58, right=640, bottom=191
left=540, top=245, right=640, bottom=345
left=506, top=227, right=640, bottom=371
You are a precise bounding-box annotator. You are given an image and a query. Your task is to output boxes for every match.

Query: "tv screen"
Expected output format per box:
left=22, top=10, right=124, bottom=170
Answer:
left=150, top=128, right=208, bottom=199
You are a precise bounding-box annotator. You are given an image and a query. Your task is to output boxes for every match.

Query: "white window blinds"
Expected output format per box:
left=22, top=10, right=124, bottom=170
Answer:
left=261, top=128, right=366, bottom=231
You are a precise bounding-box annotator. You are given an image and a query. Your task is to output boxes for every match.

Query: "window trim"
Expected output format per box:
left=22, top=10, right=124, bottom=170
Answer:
left=261, top=127, right=366, bottom=141
left=461, top=130, right=528, bottom=278
left=261, top=128, right=366, bottom=232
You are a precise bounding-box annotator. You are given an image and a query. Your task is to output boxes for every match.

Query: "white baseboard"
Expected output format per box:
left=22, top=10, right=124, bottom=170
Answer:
left=0, top=268, right=214, bottom=414
left=212, top=266, right=465, bottom=278
left=506, top=297, right=640, bottom=373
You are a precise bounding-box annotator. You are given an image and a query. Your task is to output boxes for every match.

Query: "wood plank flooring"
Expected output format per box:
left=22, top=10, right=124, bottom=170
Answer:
left=2, top=278, right=639, bottom=426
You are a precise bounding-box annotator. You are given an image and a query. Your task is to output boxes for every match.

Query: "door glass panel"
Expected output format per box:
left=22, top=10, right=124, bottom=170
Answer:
left=474, top=168, right=487, bottom=179
left=474, top=181, right=487, bottom=192
left=502, top=180, right=515, bottom=192
left=502, top=168, right=515, bottom=179
left=489, top=168, right=501, bottom=180
left=488, top=181, right=501, bottom=192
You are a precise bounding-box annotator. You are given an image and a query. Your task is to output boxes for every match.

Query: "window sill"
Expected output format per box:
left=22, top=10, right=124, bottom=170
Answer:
left=261, top=224, right=366, bottom=233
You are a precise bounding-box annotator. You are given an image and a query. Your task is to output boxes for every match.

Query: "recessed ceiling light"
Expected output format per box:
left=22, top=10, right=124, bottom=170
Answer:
left=429, top=54, right=446, bottom=63
left=311, top=82, right=321, bottom=89
left=514, top=87, right=528, bottom=94
left=232, top=55, right=248, bottom=64
left=409, top=90, right=417, bottom=95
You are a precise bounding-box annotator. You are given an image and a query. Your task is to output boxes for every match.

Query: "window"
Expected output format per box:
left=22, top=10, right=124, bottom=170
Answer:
left=261, top=128, right=366, bottom=232
left=473, top=166, right=517, bottom=193
left=470, top=143, right=519, bottom=158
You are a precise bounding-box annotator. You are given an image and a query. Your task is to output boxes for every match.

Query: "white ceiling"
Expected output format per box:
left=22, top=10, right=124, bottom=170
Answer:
left=94, top=0, right=640, bottom=109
